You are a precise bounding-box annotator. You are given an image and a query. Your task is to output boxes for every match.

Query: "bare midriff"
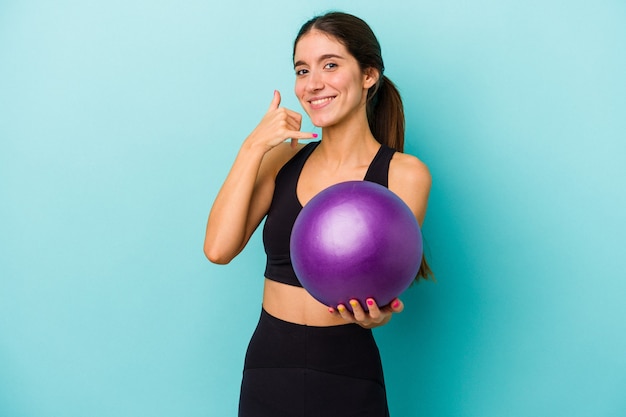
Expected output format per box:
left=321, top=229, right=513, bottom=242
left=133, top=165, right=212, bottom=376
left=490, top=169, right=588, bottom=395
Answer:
left=262, top=278, right=349, bottom=326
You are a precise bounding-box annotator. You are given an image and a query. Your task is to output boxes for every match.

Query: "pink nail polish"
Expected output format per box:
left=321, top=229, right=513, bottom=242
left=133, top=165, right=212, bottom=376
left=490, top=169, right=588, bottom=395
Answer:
left=366, top=299, right=374, bottom=306
left=312, top=133, right=318, bottom=138
left=392, top=300, right=400, bottom=309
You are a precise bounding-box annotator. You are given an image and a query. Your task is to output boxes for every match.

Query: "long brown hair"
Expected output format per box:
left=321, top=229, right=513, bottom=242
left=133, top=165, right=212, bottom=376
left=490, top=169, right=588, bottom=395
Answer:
left=294, top=12, right=433, bottom=281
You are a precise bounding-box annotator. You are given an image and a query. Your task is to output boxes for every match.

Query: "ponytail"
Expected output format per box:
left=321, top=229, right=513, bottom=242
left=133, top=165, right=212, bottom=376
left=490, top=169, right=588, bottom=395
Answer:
left=368, top=75, right=434, bottom=282
left=367, top=75, right=404, bottom=152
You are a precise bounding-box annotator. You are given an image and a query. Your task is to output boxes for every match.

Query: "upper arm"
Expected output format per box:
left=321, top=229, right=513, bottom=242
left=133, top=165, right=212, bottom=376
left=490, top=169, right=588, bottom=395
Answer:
left=388, top=153, right=432, bottom=226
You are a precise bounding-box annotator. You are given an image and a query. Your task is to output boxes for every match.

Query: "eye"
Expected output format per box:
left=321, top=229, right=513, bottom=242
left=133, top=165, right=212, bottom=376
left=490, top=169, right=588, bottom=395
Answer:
left=295, top=68, right=308, bottom=76
left=324, top=62, right=337, bottom=70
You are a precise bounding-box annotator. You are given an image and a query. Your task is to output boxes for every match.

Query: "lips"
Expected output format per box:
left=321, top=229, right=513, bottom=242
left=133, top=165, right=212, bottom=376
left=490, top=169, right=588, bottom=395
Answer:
left=308, top=96, right=335, bottom=109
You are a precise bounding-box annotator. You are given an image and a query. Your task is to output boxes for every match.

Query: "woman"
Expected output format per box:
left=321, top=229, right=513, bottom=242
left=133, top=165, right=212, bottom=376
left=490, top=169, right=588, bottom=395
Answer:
left=204, top=11, right=432, bottom=417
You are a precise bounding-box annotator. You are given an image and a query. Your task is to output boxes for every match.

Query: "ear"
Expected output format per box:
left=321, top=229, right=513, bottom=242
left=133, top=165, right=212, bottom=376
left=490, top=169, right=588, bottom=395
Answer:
left=363, top=67, right=380, bottom=89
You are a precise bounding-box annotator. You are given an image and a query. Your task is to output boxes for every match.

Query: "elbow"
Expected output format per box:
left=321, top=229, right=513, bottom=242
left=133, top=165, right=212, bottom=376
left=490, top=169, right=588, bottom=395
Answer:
left=203, top=243, right=235, bottom=265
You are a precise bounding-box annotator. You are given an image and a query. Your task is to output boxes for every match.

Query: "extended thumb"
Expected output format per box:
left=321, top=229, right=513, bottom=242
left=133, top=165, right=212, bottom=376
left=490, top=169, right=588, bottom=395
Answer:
left=268, top=90, right=281, bottom=111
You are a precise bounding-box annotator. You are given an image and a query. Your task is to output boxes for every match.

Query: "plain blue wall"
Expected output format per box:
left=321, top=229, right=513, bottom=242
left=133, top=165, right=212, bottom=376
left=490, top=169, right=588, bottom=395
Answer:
left=1, top=1, right=625, bottom=416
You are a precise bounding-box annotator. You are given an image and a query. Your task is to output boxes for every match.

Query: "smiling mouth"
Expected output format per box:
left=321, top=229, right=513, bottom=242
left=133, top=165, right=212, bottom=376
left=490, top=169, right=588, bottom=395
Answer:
left=309, top=97, right=334, bottom=107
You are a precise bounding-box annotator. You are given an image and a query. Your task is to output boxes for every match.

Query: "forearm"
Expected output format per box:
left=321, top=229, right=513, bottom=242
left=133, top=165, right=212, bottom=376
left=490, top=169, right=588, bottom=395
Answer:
left=204, top=140, right=268, bottom=263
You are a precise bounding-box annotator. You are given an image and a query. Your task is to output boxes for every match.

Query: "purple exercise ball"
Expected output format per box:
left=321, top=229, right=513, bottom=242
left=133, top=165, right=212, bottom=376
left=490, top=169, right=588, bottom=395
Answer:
left=290, top=180, right=423, bottom=310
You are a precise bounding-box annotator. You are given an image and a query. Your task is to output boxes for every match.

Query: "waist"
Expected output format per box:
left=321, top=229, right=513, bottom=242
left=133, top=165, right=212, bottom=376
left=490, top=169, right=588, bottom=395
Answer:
left=262, top=278, right=350, bottom=327
left=244, top=307, right=383, bottom=385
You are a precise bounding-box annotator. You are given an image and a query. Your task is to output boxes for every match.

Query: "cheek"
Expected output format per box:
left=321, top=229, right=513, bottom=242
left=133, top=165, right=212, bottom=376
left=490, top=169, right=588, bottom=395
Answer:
left=331, top=73, right=361, bottom=94
left=294, top=78, right=306, bottom=96
left=293, top=83, right=311, bottom=113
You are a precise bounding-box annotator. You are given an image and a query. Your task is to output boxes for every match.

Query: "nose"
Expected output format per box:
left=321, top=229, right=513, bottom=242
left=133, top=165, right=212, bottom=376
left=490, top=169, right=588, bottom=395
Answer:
left=306, top=70, right=324, bottom=92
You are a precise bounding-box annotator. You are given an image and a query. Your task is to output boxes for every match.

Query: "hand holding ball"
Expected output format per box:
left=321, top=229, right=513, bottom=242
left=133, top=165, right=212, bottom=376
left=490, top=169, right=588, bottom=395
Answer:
left=290, top=181, right=423, bottom=310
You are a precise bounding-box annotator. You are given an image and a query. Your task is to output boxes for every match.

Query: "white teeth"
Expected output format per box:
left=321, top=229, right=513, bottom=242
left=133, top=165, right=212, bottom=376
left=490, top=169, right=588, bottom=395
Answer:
left=311, top=97, right=333, bottom=106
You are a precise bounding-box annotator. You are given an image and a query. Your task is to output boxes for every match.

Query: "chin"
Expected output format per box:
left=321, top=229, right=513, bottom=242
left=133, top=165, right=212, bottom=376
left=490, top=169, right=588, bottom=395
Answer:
left=309, top=117, right=334, bottom=129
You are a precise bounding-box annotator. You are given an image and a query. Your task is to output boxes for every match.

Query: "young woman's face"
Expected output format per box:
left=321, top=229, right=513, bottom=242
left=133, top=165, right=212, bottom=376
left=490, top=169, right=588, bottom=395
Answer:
left=293, top=30, right=377, bottom=128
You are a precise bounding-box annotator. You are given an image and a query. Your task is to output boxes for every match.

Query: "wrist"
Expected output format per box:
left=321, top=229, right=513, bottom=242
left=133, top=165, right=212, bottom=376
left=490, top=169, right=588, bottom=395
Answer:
left=240, top=135, right=272, bottom=157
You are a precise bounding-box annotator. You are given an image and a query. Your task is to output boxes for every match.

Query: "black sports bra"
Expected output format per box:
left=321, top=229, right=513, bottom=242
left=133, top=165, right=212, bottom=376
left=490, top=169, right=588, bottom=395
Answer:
left=262, top=141, right=396, bottom=287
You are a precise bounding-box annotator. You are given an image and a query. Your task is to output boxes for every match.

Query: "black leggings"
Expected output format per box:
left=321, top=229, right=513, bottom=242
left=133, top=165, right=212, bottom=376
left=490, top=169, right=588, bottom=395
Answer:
left=239, top=308, right=390, bottom=417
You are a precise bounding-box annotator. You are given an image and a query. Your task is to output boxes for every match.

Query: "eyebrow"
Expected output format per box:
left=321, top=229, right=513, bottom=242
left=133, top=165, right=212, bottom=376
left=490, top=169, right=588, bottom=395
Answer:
left=294, top=54, right=345, bottom=68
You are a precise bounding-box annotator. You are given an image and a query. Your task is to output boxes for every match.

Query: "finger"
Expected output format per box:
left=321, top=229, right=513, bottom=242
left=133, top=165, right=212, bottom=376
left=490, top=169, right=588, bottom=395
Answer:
left=285, top=117, right=302, bottom=132
left=365, top=298, right=382, bottom=320
left=284, top=130, right=318, bottom=141
left=349, top=299, right=366, bottom=322
left=336, top=304, right=354, bottom=322
left=390, top=298, right=404, bottom=313
left=269, top=108, right=301, bottom=132
left=268, top=90, right=281, bottom=111
left=285, top=108, right=303, bottom=124
left=289, top=132, right=318, bottom=148
left=284, top=112, right=303, bottom=131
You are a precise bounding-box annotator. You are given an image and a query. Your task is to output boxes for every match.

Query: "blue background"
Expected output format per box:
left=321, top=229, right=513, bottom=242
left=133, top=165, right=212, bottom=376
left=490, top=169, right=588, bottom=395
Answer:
left=1, top=1, right=625, bottom=416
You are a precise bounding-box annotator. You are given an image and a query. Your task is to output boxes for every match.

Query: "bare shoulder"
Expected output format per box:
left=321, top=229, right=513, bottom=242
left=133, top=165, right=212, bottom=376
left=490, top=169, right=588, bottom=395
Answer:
left=388, top=152, right=432, bottom=224
left=389, top=152, right=432, bottom=190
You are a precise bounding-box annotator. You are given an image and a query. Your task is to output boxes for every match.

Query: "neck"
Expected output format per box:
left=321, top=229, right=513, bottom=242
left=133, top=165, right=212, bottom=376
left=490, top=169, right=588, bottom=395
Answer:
left=316, top=117, right=380, bottom=167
